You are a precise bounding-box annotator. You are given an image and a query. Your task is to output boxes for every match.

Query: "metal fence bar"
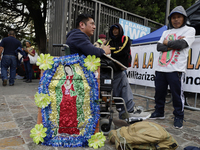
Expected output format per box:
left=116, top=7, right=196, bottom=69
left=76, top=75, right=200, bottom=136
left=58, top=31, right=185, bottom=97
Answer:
left=47, top=0, right=163, bottom=55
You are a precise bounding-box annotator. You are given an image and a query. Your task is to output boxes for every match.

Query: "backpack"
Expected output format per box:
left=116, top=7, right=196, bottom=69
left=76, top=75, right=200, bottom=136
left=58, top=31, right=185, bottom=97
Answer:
left=121, top=35, right=132, bottom=67
left=108, top=121, right=178, bottom=150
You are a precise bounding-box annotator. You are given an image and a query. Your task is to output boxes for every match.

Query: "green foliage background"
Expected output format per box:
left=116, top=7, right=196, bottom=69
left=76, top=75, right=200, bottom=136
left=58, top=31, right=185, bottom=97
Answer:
left=98, top=0, right=197, bottom=24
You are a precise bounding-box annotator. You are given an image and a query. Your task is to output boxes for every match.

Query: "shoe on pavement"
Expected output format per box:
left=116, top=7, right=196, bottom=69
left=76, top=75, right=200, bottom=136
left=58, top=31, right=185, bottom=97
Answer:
left=26, top=80, right=32, bottom=83
left=3, top=79, right=7, bottom=86
left=23, top=79, right=28, bottom=82
left=120, top=106, right=150, bottom=120
left=128, top=107, right=151, bottom=120
left=9, top=83, right=14, bottom=86
left=174, top=117, right=183, bottom=129
left=149, top=111, right=165, bottom=120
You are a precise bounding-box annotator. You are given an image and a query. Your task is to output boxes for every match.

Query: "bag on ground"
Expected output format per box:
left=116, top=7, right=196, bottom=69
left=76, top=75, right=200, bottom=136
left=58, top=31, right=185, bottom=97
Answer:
left=108, top=121, right=178, bottom=150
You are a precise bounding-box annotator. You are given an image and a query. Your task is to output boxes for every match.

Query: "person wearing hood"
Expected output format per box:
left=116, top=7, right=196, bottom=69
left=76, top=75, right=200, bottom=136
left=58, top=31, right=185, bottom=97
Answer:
left=106, top=23, right=131, bottom=67
left=149, top=6, right=196, bottom=129
left=94, top=34, right=107, bottom=48
left=66, top=14, right=151, bottom=121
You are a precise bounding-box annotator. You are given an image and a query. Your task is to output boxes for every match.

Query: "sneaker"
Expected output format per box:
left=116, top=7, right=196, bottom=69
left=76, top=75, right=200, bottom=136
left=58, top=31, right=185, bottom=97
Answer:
left=149, top=111, right=165, bottom=120
left=3, top=79, right=7, bottom=86
left=128, top=107, right=151, bottom=120
left=174, top=117, right=183, bottom=129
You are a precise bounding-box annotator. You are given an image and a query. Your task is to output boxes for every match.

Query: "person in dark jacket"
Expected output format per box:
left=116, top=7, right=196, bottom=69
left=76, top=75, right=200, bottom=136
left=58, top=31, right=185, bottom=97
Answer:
left=106, top=23, right=131, bottom=67
left=66, top=14, right=110, bottom=57
left=149, top=6, right=195, bottom=129
left=66, top=14, right=150, bottom=120
left=0, top=30, right=22, bottom=86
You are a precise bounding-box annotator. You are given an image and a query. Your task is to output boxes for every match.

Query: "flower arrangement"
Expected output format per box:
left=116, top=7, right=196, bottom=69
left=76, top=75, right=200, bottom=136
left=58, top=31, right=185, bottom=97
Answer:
left=30, top=54, right=102, bottom=148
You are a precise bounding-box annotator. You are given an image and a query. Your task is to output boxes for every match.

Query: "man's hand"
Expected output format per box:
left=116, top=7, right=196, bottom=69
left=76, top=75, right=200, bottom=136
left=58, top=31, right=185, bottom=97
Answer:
left=103, top=45, right=111, bottom=55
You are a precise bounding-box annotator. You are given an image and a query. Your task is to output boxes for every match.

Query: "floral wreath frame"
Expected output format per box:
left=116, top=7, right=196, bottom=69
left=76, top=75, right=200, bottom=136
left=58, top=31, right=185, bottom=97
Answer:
left=38, top=54, right=100, bottom=147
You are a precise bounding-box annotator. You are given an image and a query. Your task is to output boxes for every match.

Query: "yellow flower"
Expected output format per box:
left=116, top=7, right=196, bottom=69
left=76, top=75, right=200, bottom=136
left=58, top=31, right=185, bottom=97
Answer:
left=36, top=53, right=54, bottom=70
left=84, top=55, right=101, bottom=72
left=34, top=92, right=51, bottom=108
left=88, top=132, right=106, bottom=149
left=30, top=124, right=47, bottom=144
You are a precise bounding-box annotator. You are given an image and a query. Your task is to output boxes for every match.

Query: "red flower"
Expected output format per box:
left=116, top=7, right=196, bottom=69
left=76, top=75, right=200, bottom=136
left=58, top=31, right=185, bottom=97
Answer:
left=175, top=55, right=178, bottom=57
left=174, top=58, right=178, bottom=61
left=171, top=61, right=175, bottom=64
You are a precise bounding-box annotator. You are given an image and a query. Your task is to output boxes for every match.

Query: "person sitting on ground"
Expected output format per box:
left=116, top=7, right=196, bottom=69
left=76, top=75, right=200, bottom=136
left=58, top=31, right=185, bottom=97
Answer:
left=149, top=6, right=195, bottom=129
left=93, top=34, right=107, bottom=48
left=66, top=13, right=150, bottom=120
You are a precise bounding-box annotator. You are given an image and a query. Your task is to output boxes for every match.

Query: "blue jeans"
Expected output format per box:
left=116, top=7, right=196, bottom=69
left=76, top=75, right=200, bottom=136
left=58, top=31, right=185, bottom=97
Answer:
left=1, top=55, right=17, bottom=85
left=24, top=60, right=33, bottom=80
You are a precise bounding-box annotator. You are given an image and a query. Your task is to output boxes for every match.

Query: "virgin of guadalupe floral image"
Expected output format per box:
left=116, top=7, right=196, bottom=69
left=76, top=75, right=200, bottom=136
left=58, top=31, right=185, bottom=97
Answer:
left=58, top=65, right=79, bottom=134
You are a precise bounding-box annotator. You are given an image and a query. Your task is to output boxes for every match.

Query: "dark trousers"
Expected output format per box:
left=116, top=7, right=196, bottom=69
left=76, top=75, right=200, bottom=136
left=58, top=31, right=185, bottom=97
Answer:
left=1, top=55, right=17, bottom=84
left=154, top=71, right=185, bottom=119
left=24, top=60, right=33, bottom=80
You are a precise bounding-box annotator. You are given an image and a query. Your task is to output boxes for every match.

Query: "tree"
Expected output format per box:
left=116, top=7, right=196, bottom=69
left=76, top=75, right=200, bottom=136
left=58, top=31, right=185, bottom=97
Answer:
left=99, top=0, right=197, bottom=24
left=0, top=0, right=47, bottom=54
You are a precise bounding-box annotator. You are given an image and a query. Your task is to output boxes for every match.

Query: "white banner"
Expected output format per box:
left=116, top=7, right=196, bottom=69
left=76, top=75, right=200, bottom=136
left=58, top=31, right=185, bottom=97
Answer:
left=127, top=37, right=200, bottom=93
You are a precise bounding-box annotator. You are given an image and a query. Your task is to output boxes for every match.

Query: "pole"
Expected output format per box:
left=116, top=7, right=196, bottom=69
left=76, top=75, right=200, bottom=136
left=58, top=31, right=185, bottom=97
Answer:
left=165, top=0, right=170, bottom=25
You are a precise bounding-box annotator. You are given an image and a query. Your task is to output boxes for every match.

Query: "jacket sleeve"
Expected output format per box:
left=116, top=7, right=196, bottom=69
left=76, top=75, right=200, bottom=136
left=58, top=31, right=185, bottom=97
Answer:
left=68, top=32, right=105, bottom=57
left=77, top=37, right=105, bottom=57
left=157, top=43, right=168, bottom=52
left=167, top=39, right=188, bottom=50
left=111, top=36, right=130, bottom=55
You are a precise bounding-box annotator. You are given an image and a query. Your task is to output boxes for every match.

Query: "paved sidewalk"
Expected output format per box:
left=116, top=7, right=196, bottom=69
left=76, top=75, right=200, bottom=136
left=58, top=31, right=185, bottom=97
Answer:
left=0, top=79, right=200, bottom=150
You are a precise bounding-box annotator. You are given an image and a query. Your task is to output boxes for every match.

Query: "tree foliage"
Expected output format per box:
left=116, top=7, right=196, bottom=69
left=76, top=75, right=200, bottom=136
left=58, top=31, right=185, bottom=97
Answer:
left=99, top=0, right=197, bottom=24
left=0, top=0, right=47, bottom=53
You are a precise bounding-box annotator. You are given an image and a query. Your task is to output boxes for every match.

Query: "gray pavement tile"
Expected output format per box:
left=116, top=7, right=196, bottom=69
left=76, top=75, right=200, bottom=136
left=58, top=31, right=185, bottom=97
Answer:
left=166, top=127, right=184, bottom=136
left=15, top=117, right=36, bottom=130
left=181, top=133, right=200, bottom=145
left=28, top=142, right=56, bottom=150
left=0, top=114, right=13, bottom=123
left=0, top=129, right=20, bottom=138
left=13, top=112, right=30, bottom=119
left=22, top=128, right=33, bottom=143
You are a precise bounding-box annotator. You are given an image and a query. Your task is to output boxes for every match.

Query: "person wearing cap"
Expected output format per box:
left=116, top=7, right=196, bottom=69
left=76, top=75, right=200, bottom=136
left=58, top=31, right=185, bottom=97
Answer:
left=23, top=40, right=35, bottom=83
left=149, top=6, right=196, bottom=129
left=93, top=34, right=107, bottom=48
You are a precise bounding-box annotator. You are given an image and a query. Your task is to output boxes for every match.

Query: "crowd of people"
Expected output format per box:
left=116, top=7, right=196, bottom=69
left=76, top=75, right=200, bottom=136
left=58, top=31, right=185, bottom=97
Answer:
left=0, top=5, right=195, bottom=130
left=0, top=31, right=37, bottom=86
left=66, top=5, right=195, bottom=129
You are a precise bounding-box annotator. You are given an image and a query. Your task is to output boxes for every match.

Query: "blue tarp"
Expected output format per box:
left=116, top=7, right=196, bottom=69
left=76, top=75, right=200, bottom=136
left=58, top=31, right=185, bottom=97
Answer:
left=132, top=25, right=167, bottom=44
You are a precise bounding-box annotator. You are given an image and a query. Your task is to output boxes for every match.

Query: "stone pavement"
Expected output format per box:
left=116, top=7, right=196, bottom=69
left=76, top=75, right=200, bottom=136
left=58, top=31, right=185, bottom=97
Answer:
left=0, top=79, right=200, bottom=150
